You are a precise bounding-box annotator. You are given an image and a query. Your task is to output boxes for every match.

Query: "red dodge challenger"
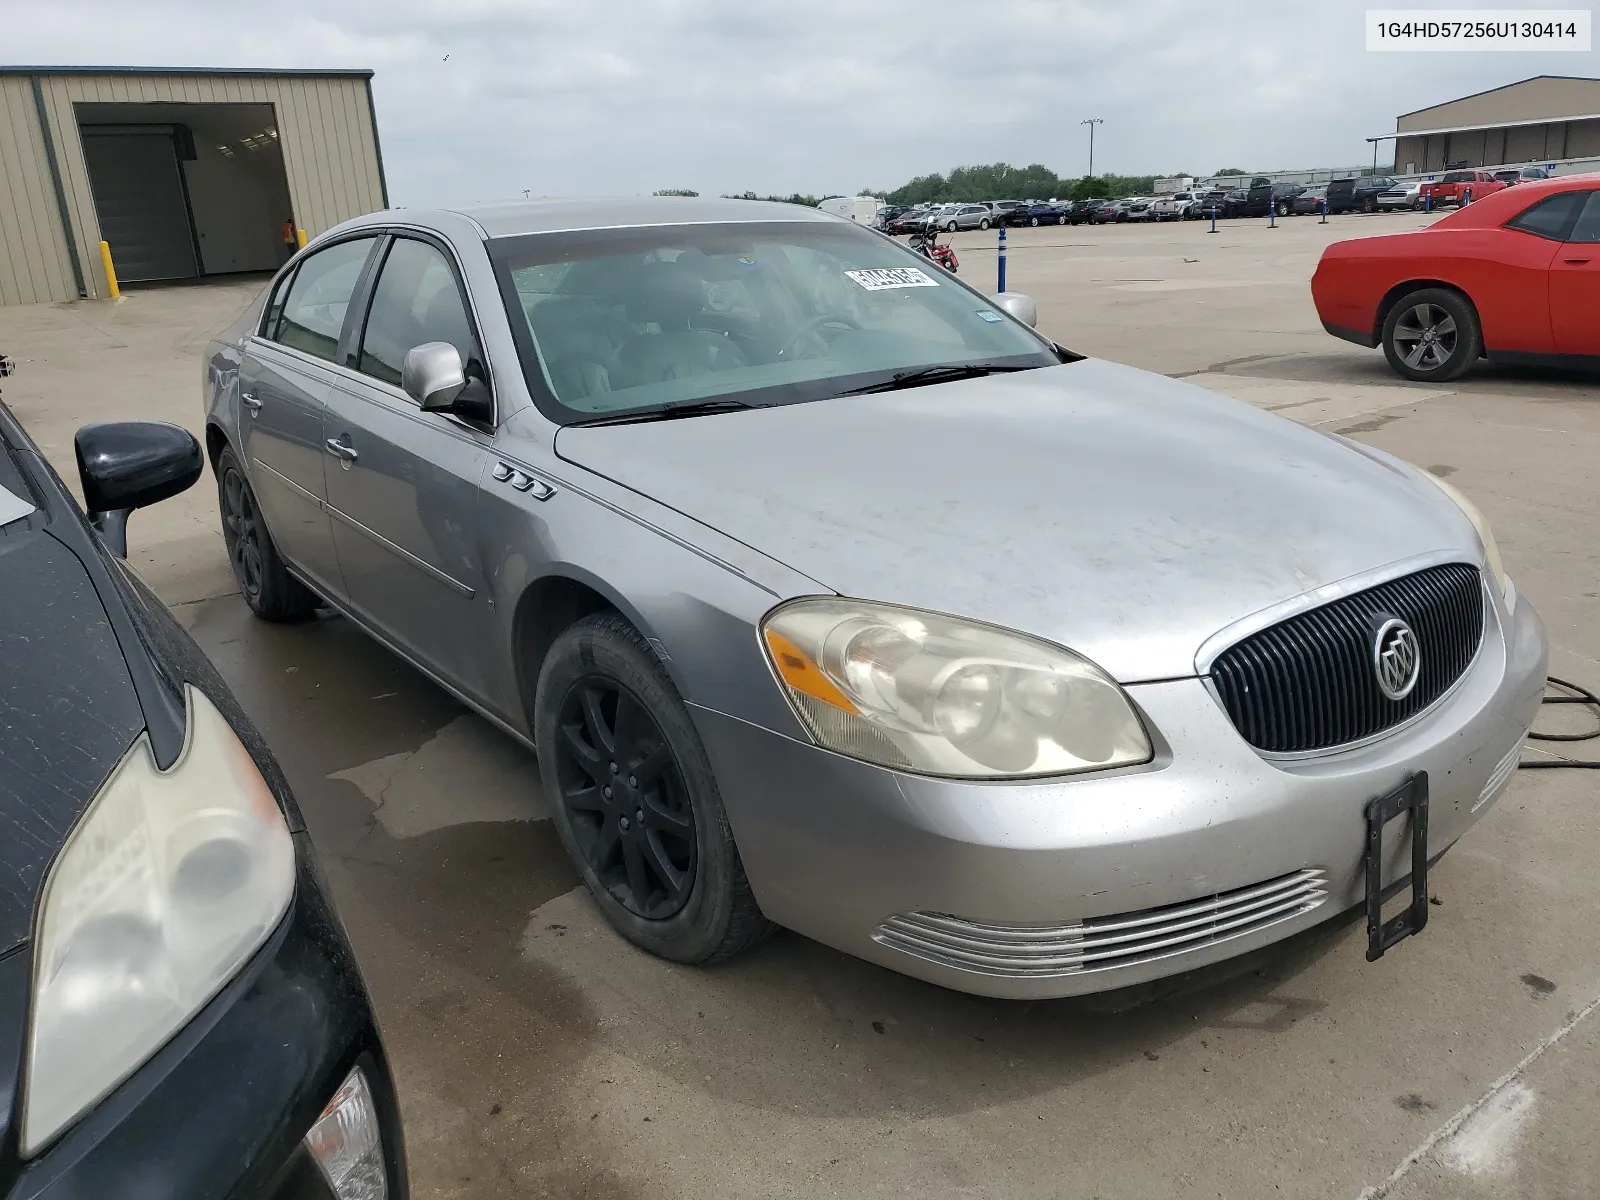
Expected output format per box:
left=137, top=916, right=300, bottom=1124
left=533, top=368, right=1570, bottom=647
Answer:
left=1312, top=174, right=1600, bottom=381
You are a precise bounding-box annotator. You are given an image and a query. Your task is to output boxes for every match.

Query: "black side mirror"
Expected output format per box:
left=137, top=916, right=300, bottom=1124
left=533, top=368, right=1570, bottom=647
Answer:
left=74, top=421, right=203, bottom=557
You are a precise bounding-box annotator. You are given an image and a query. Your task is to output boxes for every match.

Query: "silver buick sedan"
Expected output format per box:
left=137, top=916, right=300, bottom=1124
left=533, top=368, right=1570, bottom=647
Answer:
left=201, top=197, right=1546, bottom=999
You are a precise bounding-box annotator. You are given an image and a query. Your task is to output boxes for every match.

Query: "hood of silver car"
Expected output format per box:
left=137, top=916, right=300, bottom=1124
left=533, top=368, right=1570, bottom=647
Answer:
left=555, top=358, right=1474, bottom=682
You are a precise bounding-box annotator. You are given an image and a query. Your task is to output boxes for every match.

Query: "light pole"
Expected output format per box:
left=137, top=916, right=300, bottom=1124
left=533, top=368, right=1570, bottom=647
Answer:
left=1081, top=118, right=1104, bottom=179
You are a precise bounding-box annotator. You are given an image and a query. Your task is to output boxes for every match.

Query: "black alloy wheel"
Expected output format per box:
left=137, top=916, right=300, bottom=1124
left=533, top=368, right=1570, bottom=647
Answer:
left=215, top=447, right=317, bottom=621
left=554, top=678, right=697, bottom=919
left=220, top=461, right=263, bottom=602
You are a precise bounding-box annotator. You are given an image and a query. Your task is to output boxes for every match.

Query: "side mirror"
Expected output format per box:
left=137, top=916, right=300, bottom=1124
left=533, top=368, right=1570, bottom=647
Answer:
left=402, top=341, right=493, bottom=423
left=74, top=421, right=203, bottom=558
left=994, top=292, right=1038, bottom=328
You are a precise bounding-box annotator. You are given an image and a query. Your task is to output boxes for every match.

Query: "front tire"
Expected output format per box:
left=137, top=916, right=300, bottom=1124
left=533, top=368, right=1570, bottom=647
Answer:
left=945, top=221, right=958, bottom=232
left=978, top=218, right=990, bottom=230
left=1275, top=201, right=1289, bottom=217
left=216, top=447, right=318, bottom=622
left=536, top=613, right=773, bottom=964
left=1381, top=288, right=1481, bottom=382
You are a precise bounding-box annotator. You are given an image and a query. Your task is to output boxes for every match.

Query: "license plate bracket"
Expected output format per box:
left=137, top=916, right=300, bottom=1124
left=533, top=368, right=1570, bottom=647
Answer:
left=1364, top=773, right=1430, bottom=962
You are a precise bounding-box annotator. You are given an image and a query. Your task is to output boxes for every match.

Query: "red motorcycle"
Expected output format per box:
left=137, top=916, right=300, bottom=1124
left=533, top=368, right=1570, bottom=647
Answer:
left=908, top=226, right=958, bottom=273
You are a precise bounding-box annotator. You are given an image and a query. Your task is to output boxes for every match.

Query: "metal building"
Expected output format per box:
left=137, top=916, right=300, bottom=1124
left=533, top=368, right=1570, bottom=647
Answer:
left=0, top=66, right=388, bottom=307
left=1379, top=75, right=1600, bottom=176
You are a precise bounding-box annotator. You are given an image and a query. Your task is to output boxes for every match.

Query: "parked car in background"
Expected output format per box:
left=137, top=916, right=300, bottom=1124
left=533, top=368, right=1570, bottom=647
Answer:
left=1122, top=197, right=1154, bottom=222
left=1239, top=178, right=1304, bottom=217
left=1420, top=170, right=1508, bottom=208
left=921, top=205, right=960, bottom=231
left=1326, top=176, right=1399, bottom=214
left=1011, top=202, right=1065, bottom=226
left=1377, top=182, right=1427, bottom=211
left=1494, top=166, right=1550, bottom=186
left=1190, top=190, right=1229, bottom=218
left=932, top=204, right=994, bottom=231
left=1314, top=176, right=1600, bottom=380
left=1220, top=189, right=1251, bottom=218
left=987, top=201, right=1026, bottom=225
left=1092, top=199, right=1130, bottom=223
left=1293, top=185, right=1329, bottom=216
left=1067, top=198, right=1113, bottom=224
left=0, top=398, right=407, bottom=1196
left=1149, top=192, right=1191, bottom=220
left=208, top=196, right=1544, bottom=1002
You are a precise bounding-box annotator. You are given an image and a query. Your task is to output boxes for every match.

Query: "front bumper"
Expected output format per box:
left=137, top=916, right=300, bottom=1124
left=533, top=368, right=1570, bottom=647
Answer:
left=698, top=587, right=1546, bottom=999
left=7, top=834, right=406, bottom=1199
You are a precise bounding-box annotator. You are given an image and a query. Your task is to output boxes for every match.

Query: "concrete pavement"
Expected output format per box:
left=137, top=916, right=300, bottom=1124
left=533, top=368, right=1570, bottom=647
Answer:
left=2, top=210, right=1597, bottom=1198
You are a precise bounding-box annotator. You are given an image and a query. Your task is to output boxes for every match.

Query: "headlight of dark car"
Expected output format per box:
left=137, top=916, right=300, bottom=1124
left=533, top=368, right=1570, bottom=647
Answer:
left=23, top=686, right=295, bottom=1155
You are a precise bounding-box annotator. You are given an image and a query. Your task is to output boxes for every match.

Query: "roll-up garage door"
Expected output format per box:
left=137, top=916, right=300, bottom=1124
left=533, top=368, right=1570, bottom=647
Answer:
left=80, top=128, right=200, bottom=284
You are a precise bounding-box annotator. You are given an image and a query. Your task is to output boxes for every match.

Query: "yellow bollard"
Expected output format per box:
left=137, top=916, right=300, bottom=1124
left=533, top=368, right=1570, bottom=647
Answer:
left=296, top=228, right=307, bottom=248
left=98, top=241, right=120, bottom=299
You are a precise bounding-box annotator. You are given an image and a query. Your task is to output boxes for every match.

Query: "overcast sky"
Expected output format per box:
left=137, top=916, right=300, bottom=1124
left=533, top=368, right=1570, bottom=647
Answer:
left=12, top=0, right=1598, bottom=204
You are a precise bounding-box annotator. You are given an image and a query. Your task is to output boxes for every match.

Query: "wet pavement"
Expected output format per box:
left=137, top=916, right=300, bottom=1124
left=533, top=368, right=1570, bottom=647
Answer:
left=4, top=213, right=1600, bottom=1198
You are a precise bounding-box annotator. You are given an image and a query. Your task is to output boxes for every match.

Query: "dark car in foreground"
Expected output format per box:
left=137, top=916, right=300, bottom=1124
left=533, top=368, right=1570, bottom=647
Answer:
left=0, top=399, right=405, bottom=1198
left=1313, top=175, right=1600, bottom=380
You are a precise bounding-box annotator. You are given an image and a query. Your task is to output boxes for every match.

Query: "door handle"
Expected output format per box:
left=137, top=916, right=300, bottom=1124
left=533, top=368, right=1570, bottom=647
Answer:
left=324, top=437, right=358, bottom=463
left=1563, top=257, right=1591, bottom=265
left=241, top=391, right=262, bottom=414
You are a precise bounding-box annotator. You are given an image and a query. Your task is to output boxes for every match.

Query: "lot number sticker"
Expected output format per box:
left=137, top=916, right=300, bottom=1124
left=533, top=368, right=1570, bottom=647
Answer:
left=845, top=267, right=941, bottom=291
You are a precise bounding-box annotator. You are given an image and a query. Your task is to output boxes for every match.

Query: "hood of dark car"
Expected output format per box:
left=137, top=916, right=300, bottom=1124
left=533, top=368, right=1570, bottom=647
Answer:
left=0, top=518, right=145, bottom=955
left=555, top=358, right=1475, bottom=683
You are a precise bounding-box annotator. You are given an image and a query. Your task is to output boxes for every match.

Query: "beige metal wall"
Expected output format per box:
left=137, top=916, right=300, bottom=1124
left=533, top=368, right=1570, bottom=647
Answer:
left=0, top=71, right=385, bottom=305
left=1397, top=76, right=1600, bottom=133
left=0, top=77, right=81, bottom=306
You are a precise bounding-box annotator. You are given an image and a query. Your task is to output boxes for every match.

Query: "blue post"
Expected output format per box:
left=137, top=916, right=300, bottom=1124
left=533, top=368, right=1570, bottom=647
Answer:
left=1320, top=198, right=1328, bottom=224
left=1209, top=206, right=1218, bottom=234
left=997, top=224, right=1007, bottom=293
left=1425, top=188, right=1432, bottom=212
left=1268, top=198, right=1277, bottom=228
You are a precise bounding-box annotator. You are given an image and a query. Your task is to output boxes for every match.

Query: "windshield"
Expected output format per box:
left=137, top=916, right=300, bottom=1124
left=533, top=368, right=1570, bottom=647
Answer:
left=489, top=221, right=1061, bottom=423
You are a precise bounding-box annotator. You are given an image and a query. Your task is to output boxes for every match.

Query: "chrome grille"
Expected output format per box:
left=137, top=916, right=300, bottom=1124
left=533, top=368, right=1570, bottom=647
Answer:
left=1210, top=564, right=1485, bottom=753
left=873, top=869, right=1328, bottom=979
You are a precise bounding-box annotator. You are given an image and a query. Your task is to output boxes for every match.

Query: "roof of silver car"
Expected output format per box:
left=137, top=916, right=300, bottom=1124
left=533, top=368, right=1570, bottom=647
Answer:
left=441, top=196, right=839, bottom=238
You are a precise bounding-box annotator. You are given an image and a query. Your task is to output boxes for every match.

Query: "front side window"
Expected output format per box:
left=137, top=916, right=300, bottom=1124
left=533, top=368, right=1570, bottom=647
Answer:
left=1506, top=192, right=1586, bottom=240
left=1565, top=192, right=1600, bottom=244
left=491, top=221, right=1061, bottom=423
left=357, top=238, right=483, bottom=389
left=272, top=238, right=377, bottom=363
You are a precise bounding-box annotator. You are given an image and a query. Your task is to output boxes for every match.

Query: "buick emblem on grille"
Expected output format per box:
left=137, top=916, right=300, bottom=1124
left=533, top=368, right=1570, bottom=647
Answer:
left=1372, top=616, right=1421, bottom=701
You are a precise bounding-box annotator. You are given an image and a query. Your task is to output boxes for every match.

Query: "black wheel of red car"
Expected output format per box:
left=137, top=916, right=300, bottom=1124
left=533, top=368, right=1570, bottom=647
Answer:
left=1381, top=288, right=1481, bottom=382
left=536, top=612, right=773, bottom=963
left=216, top=447, right=318, bottom=622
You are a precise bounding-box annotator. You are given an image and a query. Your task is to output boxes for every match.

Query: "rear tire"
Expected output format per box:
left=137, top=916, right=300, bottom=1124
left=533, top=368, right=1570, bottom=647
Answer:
left=1381, top=287, right=1481, bottom=382
left=215, top=447, right=319, bottom=622
left=535, top=613, right=774, bottom=965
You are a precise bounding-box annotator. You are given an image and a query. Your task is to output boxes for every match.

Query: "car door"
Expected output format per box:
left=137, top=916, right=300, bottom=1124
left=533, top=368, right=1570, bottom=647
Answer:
left=1470, top=190, right=1578, bottom=354
left=238, top=235, right=380, bottom=602
left=1551, top=190, right=1600, bottom=357
left=321, top=232, right=496, bottom=696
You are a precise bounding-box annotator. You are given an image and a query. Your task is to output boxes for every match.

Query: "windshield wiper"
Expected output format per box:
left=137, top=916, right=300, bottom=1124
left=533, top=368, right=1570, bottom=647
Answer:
left=567, top=398, right=757, bottom=427
left=833, top=362, right=1038, bottom=397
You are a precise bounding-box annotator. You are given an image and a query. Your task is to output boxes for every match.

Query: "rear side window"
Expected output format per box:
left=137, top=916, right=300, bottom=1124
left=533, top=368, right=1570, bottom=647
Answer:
left=1505, top=192, right=1585, bottom=240
left=1566, top=192, right=1600, bottom=244
left=273, top=238, right=378, bottom=362
left=357, top=237, right=484, bottom=390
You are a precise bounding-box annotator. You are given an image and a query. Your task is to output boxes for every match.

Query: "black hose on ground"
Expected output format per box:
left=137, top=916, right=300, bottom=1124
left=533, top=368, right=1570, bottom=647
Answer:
left=1519, top=675, right=1600, bottom=769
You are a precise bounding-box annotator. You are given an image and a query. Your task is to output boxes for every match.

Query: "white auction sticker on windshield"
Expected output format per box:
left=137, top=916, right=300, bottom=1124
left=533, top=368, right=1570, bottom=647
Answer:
left=845, top=267, right=940, bottom=291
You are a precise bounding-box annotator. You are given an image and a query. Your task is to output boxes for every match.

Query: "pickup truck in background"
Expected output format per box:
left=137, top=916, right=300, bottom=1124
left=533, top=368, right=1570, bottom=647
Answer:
left=1419, top=170, right=1508, bottom=208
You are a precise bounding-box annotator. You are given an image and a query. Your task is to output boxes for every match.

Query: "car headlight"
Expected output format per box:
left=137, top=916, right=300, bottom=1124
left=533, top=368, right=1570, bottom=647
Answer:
left=1425, top=471, right=1507, bottom=596
left=23, top=685, right=295, bottom=1156
left=761, top=598, right=1153, bottom=778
